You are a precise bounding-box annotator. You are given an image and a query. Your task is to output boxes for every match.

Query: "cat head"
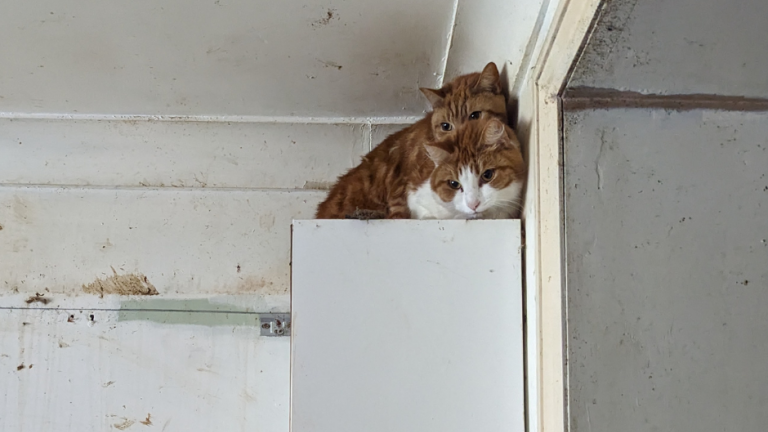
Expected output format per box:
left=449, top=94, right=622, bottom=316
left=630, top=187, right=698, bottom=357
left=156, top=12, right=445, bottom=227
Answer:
left=424, top=117, right=525, bottom=218
left=420, top=62, right=507, bottom=142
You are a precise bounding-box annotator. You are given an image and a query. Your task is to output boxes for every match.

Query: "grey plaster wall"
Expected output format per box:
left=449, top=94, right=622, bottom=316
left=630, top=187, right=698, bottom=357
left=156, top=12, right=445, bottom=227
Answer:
left=563, top=108, right=768, bottom=431
left=569, top=0, right=768, bottom=97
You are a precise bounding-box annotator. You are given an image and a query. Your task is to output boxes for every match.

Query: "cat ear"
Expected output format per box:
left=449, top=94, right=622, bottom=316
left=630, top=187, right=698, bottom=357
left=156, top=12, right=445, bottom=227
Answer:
left=474, top=62, right=501, bottom=94
left=505, top=126, right=523, bottom=150
left=424, top=143, right=451, bottom=165
left=482, top=118, right=507, bottom=146
left=420, top=87, right=446, bottom=108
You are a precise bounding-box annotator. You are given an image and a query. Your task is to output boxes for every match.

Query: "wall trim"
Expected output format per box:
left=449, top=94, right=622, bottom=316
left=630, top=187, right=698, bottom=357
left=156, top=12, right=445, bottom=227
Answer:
left=563, top=87, right=768, bottom=111
left=517, top=0, right=603, bottom=431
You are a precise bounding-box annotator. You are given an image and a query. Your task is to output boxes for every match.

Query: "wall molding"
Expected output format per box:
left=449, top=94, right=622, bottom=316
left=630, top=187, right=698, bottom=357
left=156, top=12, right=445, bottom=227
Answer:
left=563, top=87, right=768, bottom=111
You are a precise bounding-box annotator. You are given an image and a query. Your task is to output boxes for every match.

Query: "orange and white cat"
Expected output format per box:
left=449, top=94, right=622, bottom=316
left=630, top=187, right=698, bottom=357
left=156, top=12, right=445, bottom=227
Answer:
left=408, top=117, right=525, bottom=219
left=315, top=63, right=524, bottom=219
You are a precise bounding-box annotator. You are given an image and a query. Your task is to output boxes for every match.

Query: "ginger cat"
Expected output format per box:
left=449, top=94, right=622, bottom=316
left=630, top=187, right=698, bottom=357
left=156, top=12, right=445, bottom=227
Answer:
left=315, top=62, right=509, bottom=219
left=408, top=117, right=525, bottom=219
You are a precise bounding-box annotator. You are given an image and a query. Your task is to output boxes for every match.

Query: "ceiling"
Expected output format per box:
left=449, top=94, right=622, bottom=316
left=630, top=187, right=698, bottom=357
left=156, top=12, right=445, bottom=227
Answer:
left=1, top=0, right=545, bottom=119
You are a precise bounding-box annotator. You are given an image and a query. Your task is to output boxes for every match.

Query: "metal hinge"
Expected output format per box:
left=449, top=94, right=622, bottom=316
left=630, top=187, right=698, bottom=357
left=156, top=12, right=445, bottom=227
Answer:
left=260, top=313, right=291, bottom=337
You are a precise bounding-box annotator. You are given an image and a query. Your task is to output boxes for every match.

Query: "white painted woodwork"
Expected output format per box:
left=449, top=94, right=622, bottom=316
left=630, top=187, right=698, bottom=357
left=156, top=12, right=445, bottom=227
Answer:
left=0, top=120, right=367, bottom=188
left=0, top=308, right=289, bottom=432
left=512, top=1, right=602, bottom=431
left=290, top=220, right=524, bottom=432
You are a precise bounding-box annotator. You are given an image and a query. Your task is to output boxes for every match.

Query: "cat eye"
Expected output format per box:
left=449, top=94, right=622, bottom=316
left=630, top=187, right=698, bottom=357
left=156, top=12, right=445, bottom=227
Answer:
left=447, top=180, right=461, bottom=190
left=440, top=122, right=453, bottom=131
left=469, top=111, right=481, bottom=120
left=481, top=169, right=495, bottom=181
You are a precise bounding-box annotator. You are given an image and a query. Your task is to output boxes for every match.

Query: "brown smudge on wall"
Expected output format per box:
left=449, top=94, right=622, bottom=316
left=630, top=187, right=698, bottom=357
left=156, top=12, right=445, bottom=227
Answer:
left=83, top=268, right=159, bottom=297
left=112, top=418, right=135, bottom=430
left=25, top=293, right=51, bottom=305
left=235, top=275, right=286, bottom=295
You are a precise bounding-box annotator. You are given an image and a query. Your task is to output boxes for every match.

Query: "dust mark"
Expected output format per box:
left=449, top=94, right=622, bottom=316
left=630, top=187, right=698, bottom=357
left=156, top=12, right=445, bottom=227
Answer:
left=113, top=418, right=135, bottom=430
left=236, top=275, right=283, bottom=295
left=98, top=238, right=114, bottom=251
left=258, top=214, right=275, bottom=229
left=58, top=340, right=70, bottom=348
left=83, top=267, right=159, bottom=297
left=302, top=180, right=334, bottom=190
left=0, top=223, right=3, bottom=230
left=28, top=364, right=33, bottom=369
left=67, top=314, right=75, bottom=323
left=16, top=363, right=25, bottom=371
left=312, top=8, right=337, bottom=28
left=240, top=388, right=256, bottom=402
left=12, top=196, right=33, bottom=225
left=318, top=59, right=342, bottom=70
left=140, top=414, right=152, bottom=426
left=236, top=264, right=241, bottom=273
left=103, top=380, right=115, bottom=388
left=25, top=293, right=51, bottom=305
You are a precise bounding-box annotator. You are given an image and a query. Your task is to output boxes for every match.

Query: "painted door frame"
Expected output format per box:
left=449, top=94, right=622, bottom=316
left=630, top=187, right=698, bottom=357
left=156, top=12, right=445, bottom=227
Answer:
left=517, top=0, right=602, bottom=431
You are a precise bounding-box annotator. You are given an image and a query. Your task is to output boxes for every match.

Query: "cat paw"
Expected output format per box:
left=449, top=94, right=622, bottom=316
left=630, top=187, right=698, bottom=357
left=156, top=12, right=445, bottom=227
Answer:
left=386, top=211, right=411, bottom=219
left=345, top=208, right=387, bottom=220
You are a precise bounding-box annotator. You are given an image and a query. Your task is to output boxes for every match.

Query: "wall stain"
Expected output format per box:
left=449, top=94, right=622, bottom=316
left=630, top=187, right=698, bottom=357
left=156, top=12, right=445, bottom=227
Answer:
left=302, top=180, right=334, bottom=190
left=311, top=8, right=337, bottom=28
left=83, top=268, right=159, bottom=297
left=236, top=275, right=284, bottom=295
left=25, top=293, right=51, bottom=305
left=112, top=418, right=134, bottom=430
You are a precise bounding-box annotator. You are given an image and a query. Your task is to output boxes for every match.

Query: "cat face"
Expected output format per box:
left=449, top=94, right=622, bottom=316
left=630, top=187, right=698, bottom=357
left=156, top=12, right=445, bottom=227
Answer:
left=424, top=118, right=525, bottom=219
left=420, top=62, right=508, bottom=142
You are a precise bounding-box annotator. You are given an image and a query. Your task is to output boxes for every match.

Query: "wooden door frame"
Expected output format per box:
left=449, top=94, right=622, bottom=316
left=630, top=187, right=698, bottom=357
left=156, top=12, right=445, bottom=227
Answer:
left=517, top=0, right=602, bottom=431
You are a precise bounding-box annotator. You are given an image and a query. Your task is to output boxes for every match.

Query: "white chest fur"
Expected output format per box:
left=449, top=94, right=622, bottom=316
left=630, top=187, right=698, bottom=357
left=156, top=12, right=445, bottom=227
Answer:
left=407, top=181, right=457, bottom=219
left=407, top=179, right=524, bottom=220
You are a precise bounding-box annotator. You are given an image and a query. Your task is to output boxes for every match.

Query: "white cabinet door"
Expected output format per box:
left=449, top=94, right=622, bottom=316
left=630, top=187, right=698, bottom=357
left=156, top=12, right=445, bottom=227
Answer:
left=290, top=220, right=524, bottom=432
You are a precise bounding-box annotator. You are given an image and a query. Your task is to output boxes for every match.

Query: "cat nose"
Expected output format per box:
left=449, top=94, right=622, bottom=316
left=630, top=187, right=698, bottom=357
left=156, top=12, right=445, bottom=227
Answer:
left=468, top=199, right=481, bottom=211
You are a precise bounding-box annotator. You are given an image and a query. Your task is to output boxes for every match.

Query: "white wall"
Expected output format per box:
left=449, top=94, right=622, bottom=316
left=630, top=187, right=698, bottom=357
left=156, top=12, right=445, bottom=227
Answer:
left=0, top=0, right=549, bottom=430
